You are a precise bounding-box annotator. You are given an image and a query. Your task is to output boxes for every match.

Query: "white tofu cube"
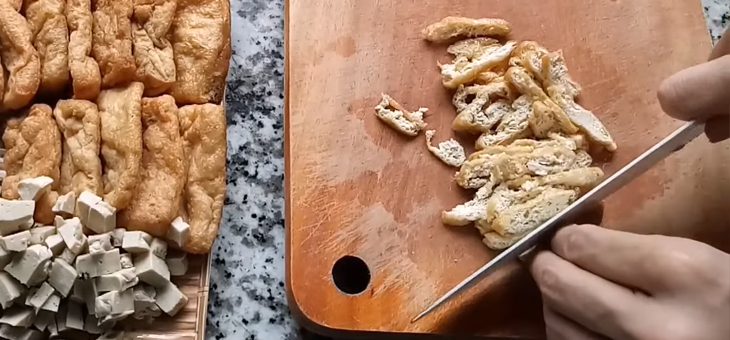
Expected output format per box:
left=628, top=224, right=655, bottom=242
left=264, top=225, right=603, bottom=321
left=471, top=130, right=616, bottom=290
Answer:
left=1, top=230, right=31, bottom=252
left=17, top=176, right=53, bottom=201
left=88, top=232, right=113, bottom=255
left=0, top=199, right=35, bottom=236
left=44, top=234, right=64, bottom=256
left=76, top=191, right=102, bottom=225
left=132, top=284, right=161, bottom=320
left=28, top=226, right=55, bottom=245
left=0, top=306, right=35, bottom=327
left=150, top=238, right=167, bottom=258
left=166, top=251, right=188, bottom=276
left=0, top=324, right=44, bottom=340
left=4, top=244, right=53, bottom=286
left=53, top=215, right=64, bottom=228
left=167, top=217, right=190, bottom=248
left=48, top=259, right=77, bottom=297
left=57, top=217, right=86, bottom=254
left=0, top=272, right=25, bottom=309
left=65, top=301, right=84, bottom=330
left=122, top=231, right=151, bottom=253
left=57, top=247, right=78, bottom=264
left=0, top=247, right=11, bottom=269
left=75, top=249, right=121, bottom=278
left=94, top=289, right=134, bottom=318
left=133, top=252, right=170, bottom=288
left=51, top=191, right=76, bottom=217
left=120, top=253, right=133, bottom=269
left=32, top=311, right=53, bottom=331
left=40, top=293, right=60, bottom=312
left=155, top=282, right=188, bottom=316
left=72, top=279, right=97, bottom=312
left=110, top=228, right=125, bottom=247
left=87, top=200, right=116, bottom=234
left=96, top=268, right=138, bottom=292
left=26, top=282, right=54, bottom=310
left=84, top=314, right=102, bottom=334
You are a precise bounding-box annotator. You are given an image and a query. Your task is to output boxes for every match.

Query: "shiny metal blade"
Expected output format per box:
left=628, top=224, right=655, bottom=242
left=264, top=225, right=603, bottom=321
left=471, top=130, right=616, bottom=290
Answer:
left=411, top=120, right=705, bottom=323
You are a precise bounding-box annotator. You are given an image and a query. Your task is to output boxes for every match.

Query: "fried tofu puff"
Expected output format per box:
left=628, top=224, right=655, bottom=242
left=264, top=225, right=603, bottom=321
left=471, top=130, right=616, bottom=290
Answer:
left=67, top=0, right=101, bottom=100
left=2, top=104, right=61, bottom=224
left=92, top=0, right=136, bottom=88
left=179, top=103, right=227, bottom=254
left=53, top=99, right=103, bottom=196
left=170, top=0, right=231, bottom=104
left=25, top=0, right=70, bottom=95
left=422, top=17, right=512, bottom=43
left=119, top=95, right=185, bottom=237
left=0, top=0, right=40, bottom=110
left=98, top=82, right=143, bottom=209
left=132, top=0, right=177, bottom=96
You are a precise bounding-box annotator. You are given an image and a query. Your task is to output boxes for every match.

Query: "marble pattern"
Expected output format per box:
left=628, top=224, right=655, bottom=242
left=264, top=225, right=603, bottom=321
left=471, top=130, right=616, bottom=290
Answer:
left=207, top=1, right=729, bottom=339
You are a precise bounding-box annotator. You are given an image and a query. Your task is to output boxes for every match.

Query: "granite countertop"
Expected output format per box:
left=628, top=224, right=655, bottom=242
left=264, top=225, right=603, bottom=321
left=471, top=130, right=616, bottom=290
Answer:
left=207, top=1, right=729, bottom=339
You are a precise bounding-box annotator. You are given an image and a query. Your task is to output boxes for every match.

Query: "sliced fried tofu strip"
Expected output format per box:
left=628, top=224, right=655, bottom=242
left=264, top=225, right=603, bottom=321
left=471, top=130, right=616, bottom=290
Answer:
left=422, top=17, right=512, bottom=43
left=425, top=130, right=466, bottom=168
left=441, top=41, right=517, bottom=89
left=542, top=51, right=582, bottom=98
left=442, top=184, right=494, bottom=227
left=475, top=95, right=533, bottom=149
left=374, top=93, right=427, bottom=136
left=491, top=187, right=577, bottom=237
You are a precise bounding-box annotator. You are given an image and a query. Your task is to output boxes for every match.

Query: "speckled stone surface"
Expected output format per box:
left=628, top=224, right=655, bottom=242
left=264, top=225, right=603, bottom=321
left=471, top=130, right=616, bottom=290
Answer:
left=207, top=1, right=729, bottom=339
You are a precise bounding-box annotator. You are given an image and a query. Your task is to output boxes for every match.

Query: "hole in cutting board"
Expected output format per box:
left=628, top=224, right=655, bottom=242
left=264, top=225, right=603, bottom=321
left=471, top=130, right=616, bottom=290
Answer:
left=331, top=255, right=371, bottom=295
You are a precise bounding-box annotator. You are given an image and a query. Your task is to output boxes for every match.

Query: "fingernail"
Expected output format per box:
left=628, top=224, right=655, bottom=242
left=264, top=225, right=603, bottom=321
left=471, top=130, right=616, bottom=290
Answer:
left=518, top=245, right=538, bottom=264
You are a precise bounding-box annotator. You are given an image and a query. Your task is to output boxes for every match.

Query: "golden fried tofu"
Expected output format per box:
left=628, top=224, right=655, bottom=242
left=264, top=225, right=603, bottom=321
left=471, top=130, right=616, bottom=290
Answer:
left=179, top=103, right=227, bottom=254
left=25, top=0, right=70, bottom=96
left=53, top=99, right=103, bottom=196
left=0, top=0, right=41, bottom=110
left=374, top=93, right=427, bottom=136
left=491, top=187, right=577, bottom=237
left=475, top=95, right=533, bottom=149
left=2, top=104, right=61, bottom=224
left=9, top=0, right=21, bottom=11
left=425, top=130, right=466, bottom=168
left=512, top=41, right=550, bottom=85
left=541, top=51, right=581, bottom=98
left=132, top=0, right=177, bottom=96
left=441, top=41, right=516, bottom=89
left=422, top=17, right=512, bottom=43
left=98, top=82, right=143, bottom=209
left=119, top=95, right=185, bottom=237
left=67, top=0, right=101, bottom=100
left=92, top=0, right=136, bottom=88
left=170, top=0, right=230, bottom=104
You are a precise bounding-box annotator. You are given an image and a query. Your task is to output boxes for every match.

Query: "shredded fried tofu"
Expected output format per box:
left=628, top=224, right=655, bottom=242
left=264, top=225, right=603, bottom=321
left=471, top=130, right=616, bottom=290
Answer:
left=374, top=93, right=427, bottom=137
left=425, top=130, right=466, bottom=167
left=440, top=41, right=517, bottom=89
left=422, top=17, right=512, bottom=43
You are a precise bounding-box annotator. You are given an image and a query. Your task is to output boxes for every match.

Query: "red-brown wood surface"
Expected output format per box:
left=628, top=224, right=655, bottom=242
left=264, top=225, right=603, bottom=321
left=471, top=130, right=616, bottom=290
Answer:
left=285, top=0, right=730, bottom=338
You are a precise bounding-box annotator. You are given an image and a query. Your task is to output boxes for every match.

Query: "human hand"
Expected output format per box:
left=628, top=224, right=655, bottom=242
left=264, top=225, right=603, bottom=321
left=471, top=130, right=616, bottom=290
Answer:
left=658, top=28, right=730, bottom=142
left=529, top=224, right=730, bottom=340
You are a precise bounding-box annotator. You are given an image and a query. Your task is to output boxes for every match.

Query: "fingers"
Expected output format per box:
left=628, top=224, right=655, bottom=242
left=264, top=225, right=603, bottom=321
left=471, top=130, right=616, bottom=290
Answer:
left=543, top=306, right=607, bottom=340
left=709, top=27, right=730, bottom=60
left=550, top=224, right=674, bottom=292
left=657, top=55, right=730, bottom=121
left=705, top=115, right=730, bottom=143
left=530, top=251, right=650, bottom=339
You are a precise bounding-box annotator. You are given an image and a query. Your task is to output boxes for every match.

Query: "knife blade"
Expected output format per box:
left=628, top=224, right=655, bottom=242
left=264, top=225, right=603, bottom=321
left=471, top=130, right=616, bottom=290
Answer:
left=411, top=120, right=706, bottom=323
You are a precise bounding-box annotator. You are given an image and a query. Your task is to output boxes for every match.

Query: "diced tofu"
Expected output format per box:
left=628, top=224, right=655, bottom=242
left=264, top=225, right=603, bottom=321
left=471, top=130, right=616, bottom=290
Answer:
left=17, top=176, right=53, bottom=201
left=54, top=303, right=69, bottom=333
left=0, top=272, right=25, bottom=309
left=85, top=314, right=102, bottom=334
left=57, top=217, right=87, bottom=254
left=87, top=200, right=116, bottom=234
left=0, top=306, right=35, bottom=327
left=72, top=279, right=97, bottom=312
left=155, top=281, right=188, bottom=316
left=0, top=247, right=11, bottom=269
left=166, top=251, right=188, bottom=276
left=26, top=282, right=54, bottom=309
left=52, top=191, right=76, bottom=217
left=58, top=247, right=78, bottom=264
left=134, top=252, right=170, bottom=287
left=0, top=170, right=4, bottom=181
left=29, top=226, right=55, bottom=245
left=122, top=231, right=151, bottom=253
left=44, top=234, right=65, bottom=256
left=40, top=292, right=61, bottom=312
left=53, top=215, right=64, bottom=228
left=76, top=191, right=102, bottom=225
left=133, top=284, right=161, bottom=320
left=48, top=259, right=77, bottom=297
left=32, top=311, right=53, bottom=331
left=0, top=324, right=44, bottom=340
left=88, top=232, right=113, bottom=255
left=96, top=268, right=138, bottom=292
left=1, top=230, right=31, bottom=252
left=167, top=217, right=190, bottom=248
left=4, top=244, right=53, bottom=286
left=75, top=249, right=121, bottom=278
left=0, top=199, right=35, bottom=236
left=110, top=228, right=125, bottom=247
left=150, top=238, right=167, bottom=258
left=120, top=253, right=133, bottom=269
left=66, top=301, right=85, bottom=330
left=94, top=289, right=134, bottom=318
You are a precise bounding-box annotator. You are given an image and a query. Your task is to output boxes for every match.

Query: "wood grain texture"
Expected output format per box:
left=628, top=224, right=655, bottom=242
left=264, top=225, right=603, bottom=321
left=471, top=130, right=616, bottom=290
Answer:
left=285, top=0, right=729, bottom=338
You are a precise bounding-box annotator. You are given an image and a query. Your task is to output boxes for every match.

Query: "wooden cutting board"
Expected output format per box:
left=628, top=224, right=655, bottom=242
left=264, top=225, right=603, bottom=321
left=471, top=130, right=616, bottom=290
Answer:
left=285, top=0, right=730, bottom=338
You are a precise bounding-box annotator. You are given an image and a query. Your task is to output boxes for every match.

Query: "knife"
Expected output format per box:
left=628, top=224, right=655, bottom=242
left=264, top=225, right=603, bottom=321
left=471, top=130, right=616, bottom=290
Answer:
left=411, top=120, right=706, bottom=323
